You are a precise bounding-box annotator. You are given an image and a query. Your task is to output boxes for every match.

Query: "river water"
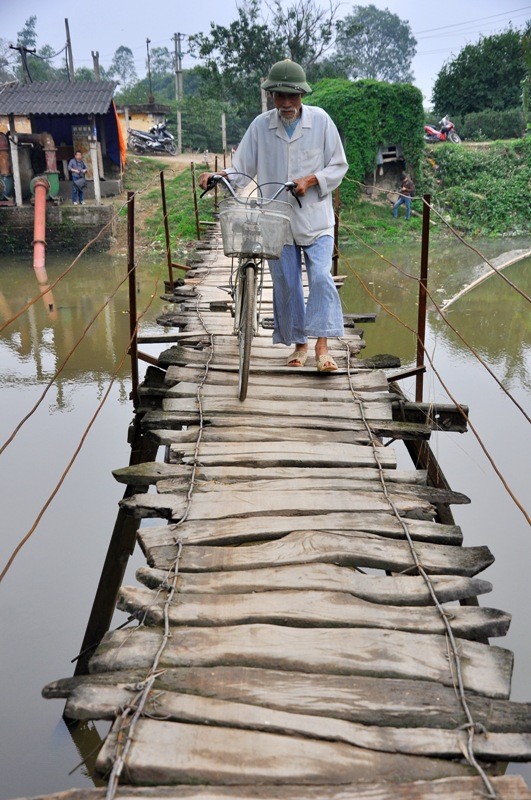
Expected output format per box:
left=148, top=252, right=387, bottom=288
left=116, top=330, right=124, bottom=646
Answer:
left=0, top=236, right=529, bottom=798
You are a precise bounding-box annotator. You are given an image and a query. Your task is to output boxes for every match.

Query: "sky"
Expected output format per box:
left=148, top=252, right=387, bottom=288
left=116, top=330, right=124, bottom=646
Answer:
left=1, top=0, right=530, bottom=106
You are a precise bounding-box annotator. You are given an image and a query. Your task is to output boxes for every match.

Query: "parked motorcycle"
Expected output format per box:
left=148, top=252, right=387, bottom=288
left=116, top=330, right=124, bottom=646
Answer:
left=127, top=122, right=177, bottom=155
left=424, top=115, right=461, bottom=144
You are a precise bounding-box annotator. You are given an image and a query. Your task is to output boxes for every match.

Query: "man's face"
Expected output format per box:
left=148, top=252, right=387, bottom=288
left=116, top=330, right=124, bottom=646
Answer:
left=272, top=92, right=302, bottom=122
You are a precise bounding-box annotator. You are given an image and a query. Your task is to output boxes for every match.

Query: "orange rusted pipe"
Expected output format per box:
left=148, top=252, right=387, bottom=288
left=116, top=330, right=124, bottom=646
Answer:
left=33, top=176, right=50, bottom=272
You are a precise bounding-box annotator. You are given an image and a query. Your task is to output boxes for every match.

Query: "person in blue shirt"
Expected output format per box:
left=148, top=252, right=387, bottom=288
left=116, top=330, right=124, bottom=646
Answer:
left=67, top=151, right=87, bottom=205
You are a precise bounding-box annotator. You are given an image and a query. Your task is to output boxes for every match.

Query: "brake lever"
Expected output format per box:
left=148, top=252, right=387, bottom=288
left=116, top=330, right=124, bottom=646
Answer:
left=199, top=174, right=222, bottom=199
left=287, top=183, right=303, bottom=208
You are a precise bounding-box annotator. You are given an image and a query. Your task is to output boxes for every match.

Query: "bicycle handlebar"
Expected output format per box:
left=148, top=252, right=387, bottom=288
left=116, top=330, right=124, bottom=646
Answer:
left=200, top=174, right=302, bottom=207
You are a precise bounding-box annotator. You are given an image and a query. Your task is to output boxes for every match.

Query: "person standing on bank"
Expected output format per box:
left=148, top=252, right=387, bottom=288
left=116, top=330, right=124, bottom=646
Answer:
left=392, top=171, right=415, bottom=221
left=199, top=59, right=348, bottom=371
left=68, top=150, right=87, bottom=205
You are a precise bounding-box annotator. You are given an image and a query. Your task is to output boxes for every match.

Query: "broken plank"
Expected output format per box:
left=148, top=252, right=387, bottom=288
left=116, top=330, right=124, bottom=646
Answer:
left=162, top=397, right=393, bottom=420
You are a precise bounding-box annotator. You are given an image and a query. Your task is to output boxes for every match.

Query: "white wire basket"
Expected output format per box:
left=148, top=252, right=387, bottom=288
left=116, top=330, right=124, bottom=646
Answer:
left=219, top=197, right=292, bottom=260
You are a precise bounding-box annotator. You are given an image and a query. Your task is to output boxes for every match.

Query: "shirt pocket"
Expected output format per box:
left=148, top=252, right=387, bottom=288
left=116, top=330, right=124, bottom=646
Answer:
left=297, top=147, right=323, bottom=175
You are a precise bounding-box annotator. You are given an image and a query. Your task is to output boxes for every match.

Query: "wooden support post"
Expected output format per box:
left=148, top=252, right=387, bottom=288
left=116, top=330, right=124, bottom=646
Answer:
left=214, top=154, right=219, bottom=215
left=191, top=162, right=201, bottom=240
left=88, top=135, right=101, bottom=205
left=9, top=130, right=23, bottom=207
left=160, top=170, right=175, bottom=292
left=415, top=194, right=430, bottom=402
left=127, top=192, right=139, bottom=408
left=70, top=421, right=159, bottom=681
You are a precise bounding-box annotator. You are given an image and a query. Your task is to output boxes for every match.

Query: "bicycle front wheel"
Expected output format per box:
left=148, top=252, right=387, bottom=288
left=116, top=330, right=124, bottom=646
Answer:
left=238, top=263, right=256, bottom=401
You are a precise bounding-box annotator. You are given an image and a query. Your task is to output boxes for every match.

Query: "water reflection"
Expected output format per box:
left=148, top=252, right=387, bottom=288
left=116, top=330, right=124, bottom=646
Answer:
left=0, top=238, right=529, bottom=797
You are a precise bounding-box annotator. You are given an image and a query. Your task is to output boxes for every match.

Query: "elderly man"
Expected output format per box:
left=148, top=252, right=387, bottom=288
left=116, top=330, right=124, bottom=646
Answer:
left=199, top=59, right=348, bottom=371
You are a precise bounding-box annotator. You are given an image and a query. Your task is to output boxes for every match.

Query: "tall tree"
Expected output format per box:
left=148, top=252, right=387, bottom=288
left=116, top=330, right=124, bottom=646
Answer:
left=0, top=39, right=17, bottom=82
left=150, top=46, right=173, bottom=77
left=108, top=45, right=137, bottom=89
left=432, top=27, right=528, bottom=116
left=266, top=0, right=339, bottom=66
left=334, top=4, right=416, bottom=83
left=188, top=0, right=284, bottom=108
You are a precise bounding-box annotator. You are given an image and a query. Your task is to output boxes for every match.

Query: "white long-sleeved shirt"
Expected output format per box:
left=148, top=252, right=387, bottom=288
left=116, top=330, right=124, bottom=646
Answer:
left=226, top=104, right=348, bottom=246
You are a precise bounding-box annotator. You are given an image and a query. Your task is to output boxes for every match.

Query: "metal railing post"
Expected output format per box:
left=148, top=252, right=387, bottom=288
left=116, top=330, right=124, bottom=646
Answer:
left=415, top=194, right=431, bottom=403
left=127, top=191, right=139, bottom=408
left=160, top=170, right=175, bottom=292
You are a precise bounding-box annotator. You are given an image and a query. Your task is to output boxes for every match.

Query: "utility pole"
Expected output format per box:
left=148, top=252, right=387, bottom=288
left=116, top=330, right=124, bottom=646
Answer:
left=65, top=18, right=74, bottom=82
left=221, top=111, right=227, bottom=155
left=92, top=51, right=101, bottom=80
left=9, top=44, right=35, bottom=83
left=173, top=32, right=184, bottom=154
left=146, top=38, right=154, bottom=104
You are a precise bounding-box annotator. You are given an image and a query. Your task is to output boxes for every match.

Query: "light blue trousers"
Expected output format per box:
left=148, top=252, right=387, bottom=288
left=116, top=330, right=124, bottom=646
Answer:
left=267, top=235, right=344, bottom=346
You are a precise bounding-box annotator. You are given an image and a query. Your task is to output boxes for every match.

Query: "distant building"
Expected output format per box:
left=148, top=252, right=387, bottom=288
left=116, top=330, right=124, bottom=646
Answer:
left=115, top=102, right=171, bottom=141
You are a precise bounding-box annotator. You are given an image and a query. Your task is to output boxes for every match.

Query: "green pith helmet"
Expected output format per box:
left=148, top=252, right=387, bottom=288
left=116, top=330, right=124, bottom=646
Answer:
left=261, top=59, right=312, bottom=95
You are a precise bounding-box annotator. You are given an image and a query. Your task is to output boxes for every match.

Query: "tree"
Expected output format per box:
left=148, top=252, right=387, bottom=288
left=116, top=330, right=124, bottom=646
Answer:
left=266, top=0, right=339, bottom=66
left=108, top=45, right=137, bottom=89
left=188, top=0, right=284, bottom=109
left=150, top=46, right=173, bottom=77
left=432, top=27, right=529, bottom=116
left=334, top=5, right=417, bottom=83
left=0, top=39, right=17, bottom=82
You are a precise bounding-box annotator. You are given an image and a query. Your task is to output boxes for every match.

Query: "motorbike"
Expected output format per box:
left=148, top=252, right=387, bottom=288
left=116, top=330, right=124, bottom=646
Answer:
left=127, top=122, right=177, bottom=155
left=424, top=115, right=461, bottom=144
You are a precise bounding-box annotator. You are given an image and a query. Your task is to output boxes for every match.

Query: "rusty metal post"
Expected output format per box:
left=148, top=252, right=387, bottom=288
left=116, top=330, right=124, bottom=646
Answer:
left=332, top=187, right=340, bottom=277
left=191, top=162, right=201, bottom=240
left=415, top=194, right=431, bottom=403
left=127, top=191, right=139, bottom=408
left=160, top=170, right=175, bottom=292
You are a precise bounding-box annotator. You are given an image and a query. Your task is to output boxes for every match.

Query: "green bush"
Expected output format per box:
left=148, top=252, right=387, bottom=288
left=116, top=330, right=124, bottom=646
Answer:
left=459, top=108, right=525, bottom=141
left=306, top=79, right=425, bottom=201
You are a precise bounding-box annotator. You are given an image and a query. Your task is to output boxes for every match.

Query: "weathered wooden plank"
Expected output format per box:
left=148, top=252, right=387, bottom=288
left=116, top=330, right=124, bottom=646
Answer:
left=90, top=626, right=513, bottom=697
left=154, top=476, right=470, bottom=508
left=162, top=397, right=392, bottom=420
left=137, top=512, right=462, bottom=549
left=121, top=489, right=431, bottom=523
left=44, top=669, right=531, bottom=732
left=115, top=462, right=423, bottom=487
left=117, top=584, right=510, bottom=640
left=170, top=441, right=396, bottom=467
left=95, top=718, right=474, bottom=785
left=165, top=364, right=388, bottom=391
left=135, top=564, right=491, bottom=605
left=11, top=775, right=531, bottom=799
left=166, top=381, right=385, bottom=404
left=60, top=683, right=531, bottom=760
left=139, top=530, right=493, bottom=578
left=153, top=426, right=372, bottom=446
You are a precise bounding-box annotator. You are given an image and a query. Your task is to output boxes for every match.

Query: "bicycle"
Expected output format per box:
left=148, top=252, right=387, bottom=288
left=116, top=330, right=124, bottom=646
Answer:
left=201, top=174, right=300, bottom=401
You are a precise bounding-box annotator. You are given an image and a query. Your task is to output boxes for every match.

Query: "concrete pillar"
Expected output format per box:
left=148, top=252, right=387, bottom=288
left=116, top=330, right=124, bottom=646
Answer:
left=9, top=135, right=23, bottom=207
left=89, top=137, right=101, bottom=205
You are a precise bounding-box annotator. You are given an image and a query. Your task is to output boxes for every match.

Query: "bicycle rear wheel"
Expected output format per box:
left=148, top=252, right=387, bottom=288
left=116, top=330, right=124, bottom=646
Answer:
left=238, top=262, right=256, bottom=401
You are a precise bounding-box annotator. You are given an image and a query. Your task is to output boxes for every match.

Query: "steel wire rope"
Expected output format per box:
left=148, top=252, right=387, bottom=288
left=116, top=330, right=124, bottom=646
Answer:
left=0, top=267, right=165, bottom=584
left=342, top=340, right=498, bottom=797
left=0, top=166, right=170, bottom=335
left=344, top=260, right=530, bottom=525
left=103, top=230, right=217, bottom=800
left=339, top=218, right=531, bottom=425
left=344, top=177, right=531, bottom=305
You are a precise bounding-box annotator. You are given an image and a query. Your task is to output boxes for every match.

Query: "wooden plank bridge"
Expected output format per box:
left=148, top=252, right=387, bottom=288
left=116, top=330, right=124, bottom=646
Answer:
left=41, top=224, right=531, bottom=800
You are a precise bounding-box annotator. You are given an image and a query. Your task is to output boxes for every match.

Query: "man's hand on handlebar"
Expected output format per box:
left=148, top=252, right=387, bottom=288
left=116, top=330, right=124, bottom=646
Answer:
left=292, top=174, right=318, bottom=197
left=198, top=171, right=227, bottom=191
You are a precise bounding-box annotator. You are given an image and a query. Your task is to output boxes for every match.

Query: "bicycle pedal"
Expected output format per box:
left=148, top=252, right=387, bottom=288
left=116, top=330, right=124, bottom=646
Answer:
left=209, top=301, right=230, bottom=312
left=261, top=317, right=275, bottom=329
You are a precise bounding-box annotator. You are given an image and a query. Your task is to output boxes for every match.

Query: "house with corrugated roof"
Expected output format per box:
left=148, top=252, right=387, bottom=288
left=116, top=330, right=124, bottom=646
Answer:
left=0, top=79, right=125, bottom=203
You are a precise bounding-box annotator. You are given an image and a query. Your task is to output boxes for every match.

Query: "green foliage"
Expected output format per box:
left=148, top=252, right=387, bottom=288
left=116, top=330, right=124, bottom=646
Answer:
left=108, top=46, right=137, bottom=89
left=432, top=27, right=528, bottom=116
left=268, top=0, right=339, bottom=65
left=422, top=138, right=531, bottom=236
left=458, top=108, right=525, bottom=141
left=335, top=5, right=417, bottom=83
left=306, top=79, right=425, bottom=200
